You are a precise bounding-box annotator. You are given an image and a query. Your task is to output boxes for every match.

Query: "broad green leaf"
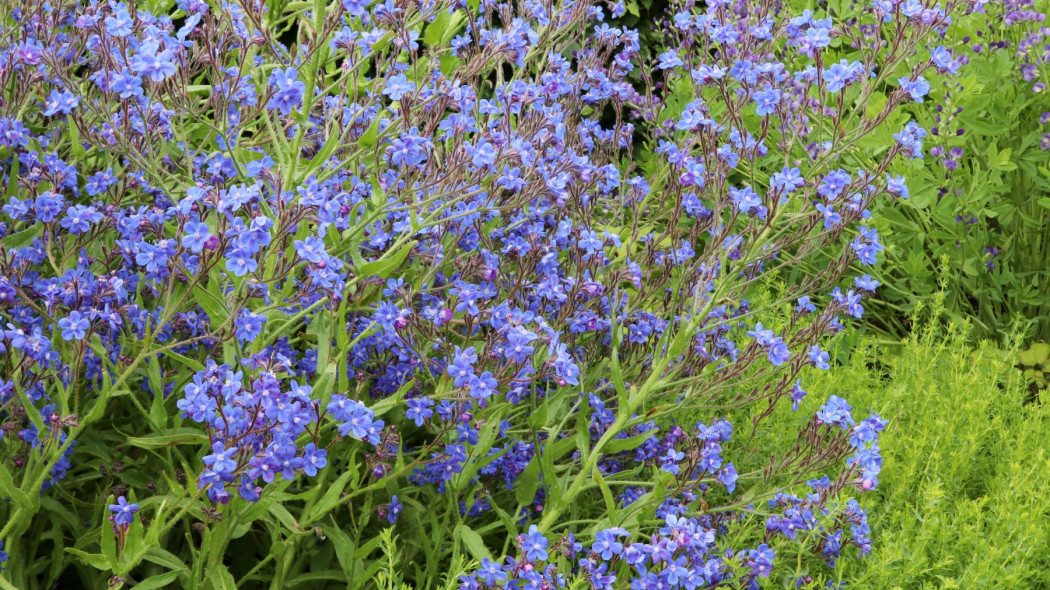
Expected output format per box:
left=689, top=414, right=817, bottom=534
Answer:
left=454, top=524, right=492, bottom=562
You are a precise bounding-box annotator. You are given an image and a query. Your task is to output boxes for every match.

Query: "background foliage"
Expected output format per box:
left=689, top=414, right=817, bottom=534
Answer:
left=822, top=318, right=1050, bottom=588
left=863, top=0, right=1050, bottom=342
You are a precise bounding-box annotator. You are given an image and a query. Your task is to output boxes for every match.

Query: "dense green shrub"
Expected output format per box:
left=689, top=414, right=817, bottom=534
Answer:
left=807, top=319, right=1050, bottom=587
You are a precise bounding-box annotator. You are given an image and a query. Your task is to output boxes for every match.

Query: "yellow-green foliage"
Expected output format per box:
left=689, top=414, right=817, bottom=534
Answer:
left=816, top=325, right=1050, bottom=588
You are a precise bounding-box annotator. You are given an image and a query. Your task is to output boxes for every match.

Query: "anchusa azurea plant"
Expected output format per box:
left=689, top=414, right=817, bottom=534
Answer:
left=0, top=0, right=968, bottom=587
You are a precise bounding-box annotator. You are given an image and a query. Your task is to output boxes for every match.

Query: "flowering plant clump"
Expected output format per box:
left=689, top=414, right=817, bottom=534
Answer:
left=852, top=0, right=1050, bottom=341
left=0, top=0, right=972, bottom=587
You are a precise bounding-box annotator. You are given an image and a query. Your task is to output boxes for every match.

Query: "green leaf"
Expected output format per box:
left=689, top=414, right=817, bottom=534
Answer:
left=1, top=224, right=43, bottom=250
left=206, top=564, right=238, bottom=590
left=145, top=356, right=167, bottom=428
left=604, top=430, right=654, bottom=453
left=308, top=467, right=355, bottom=523
left=0, top=461, right=32, bottom=510
left=454, top=415, right=501, bottom=487
left=134, top=572, right=182, bottom=590
left=193, top=284, right=229, bottom=328
left=424, top=10, right=453, bottom=46
left=142, top=547, right=188, bottom=572
left=126, top=428, right=208, bottom=449
left=268, top=503, right=302, bottom=532
left=358, top=240, right=417, bottom=279
left=288, top=571, right=349, bottom=586
left=101, top=512, right=118, bottom=571
left=161, top=348, right=205, bottom=374
left=67, top=119, right=86, bottom=160
left=515, top=458, right=541, bottom=506
left=4, top=153, right=18, bottom=200
left=357, top=116, right=382, bottom=149
left=323, top=520, right=357, bottom=578
left=454, top=524, right=492, bottom=562
left=65, top=548, right=111, bottom=571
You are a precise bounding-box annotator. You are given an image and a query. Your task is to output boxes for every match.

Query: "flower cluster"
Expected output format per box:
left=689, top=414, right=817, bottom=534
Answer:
left=0, top=0, right=968, bottom=584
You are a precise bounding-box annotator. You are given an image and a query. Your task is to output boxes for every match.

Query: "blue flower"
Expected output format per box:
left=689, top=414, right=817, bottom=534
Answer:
left=131, top=41, right=177, bottom=82
left=182, top=220, right=212, bottom=253
left=303, top=443, right=327, bottom=477
left=658, top=50, right=684, bottom=69
left=235, top=310, right=267, bottom=343
left=383, top=74, right=416, bottom=101
left=521, top=525, right=549, bottom=562
left=203, top=442, right=238, bottom=476
left=592, top=528, right=627, bottom=560
left=43, top=89, right=80, bottom=116
left=60, top=205, right=100, bottom=234
left=104, top=7, right=133, bottom=37
left=386, top=495, right=402, bottom=524
left=477, top=558, right=508, bottom=586
left=405, top=397, right=434, bottom=426
left=768, top=338, right=790, bottom=366
left=898, top=75, right=930, bottom=102
left=225, top=249, right=258, bottom=276
left=817, top=396, right=854, bottom=429
left=58, top=311, right=89, bottom=341
left=467, top=371, right=498, bottom=400
left=267, top=68, right=305, bottom=115
left=34, top=192, right=64, bottom=222
left=808, top=346, right=830, bottom=370
left=660, top=448, right=685, bottom=475
left=753, top=87, right=781, bottom=116
left=108, top=496, right=139, bottom=527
